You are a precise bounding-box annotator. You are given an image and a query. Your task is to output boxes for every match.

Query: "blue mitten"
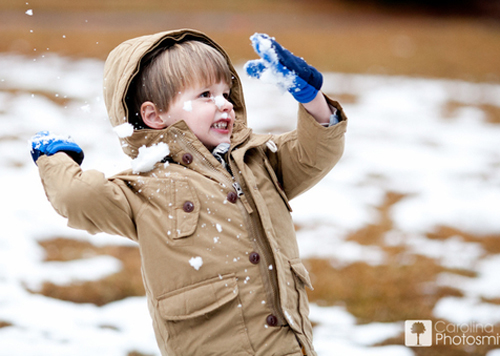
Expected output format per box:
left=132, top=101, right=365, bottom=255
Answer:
left=30, top=131, right=84, bottom=165
left=244, top=33, right=323, bottom=104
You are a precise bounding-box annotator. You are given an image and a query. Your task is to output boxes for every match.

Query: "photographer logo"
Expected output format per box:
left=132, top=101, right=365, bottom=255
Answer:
left=405, top=320, right=432, bottom=347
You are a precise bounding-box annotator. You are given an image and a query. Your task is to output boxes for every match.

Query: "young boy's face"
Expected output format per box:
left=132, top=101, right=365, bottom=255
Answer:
left=160, top=81, right=235, bottom=151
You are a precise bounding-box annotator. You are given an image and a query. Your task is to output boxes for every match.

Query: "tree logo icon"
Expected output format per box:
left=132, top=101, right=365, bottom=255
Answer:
left=405, top=320, right=432, bottom=347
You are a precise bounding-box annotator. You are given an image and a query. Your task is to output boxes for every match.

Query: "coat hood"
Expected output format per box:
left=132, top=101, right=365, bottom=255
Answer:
left=103, top=29, right=248, bottom=159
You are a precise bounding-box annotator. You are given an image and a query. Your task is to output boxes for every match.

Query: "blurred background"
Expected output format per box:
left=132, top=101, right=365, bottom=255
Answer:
left=1, top=1, right=500, bottom=356
left=1, top=0, right=500, bottom=81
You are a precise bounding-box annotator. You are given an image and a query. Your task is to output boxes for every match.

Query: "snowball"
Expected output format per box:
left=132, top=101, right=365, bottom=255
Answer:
left=131, top=142, right=170, bottom=173
left=189, top=256, right=203, bottom=271
left=259, top=65, right=295, bottom=92
left=30, top=132, right=74, bottom=150
left=245, top=33, right=296, bottom=92
left=113, top=123, right=134, bottom=138
left=25, top=9, right=33, bottom=16
left=183, top=101, right=192, bottom=112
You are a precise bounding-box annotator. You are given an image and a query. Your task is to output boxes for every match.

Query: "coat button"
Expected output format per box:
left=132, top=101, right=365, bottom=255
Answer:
left=266, top=314, right=278, bottom=327
left=227, top=191, right=238, bottom=204
left=182, top=153, right=193, bottom=165
left=249, top=252, right=260, bottom=264
left=183, top=201, right=194, bottom=213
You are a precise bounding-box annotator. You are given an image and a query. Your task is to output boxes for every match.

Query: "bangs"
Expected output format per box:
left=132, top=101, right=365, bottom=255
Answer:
left=174, top=44, right=233, bottom=90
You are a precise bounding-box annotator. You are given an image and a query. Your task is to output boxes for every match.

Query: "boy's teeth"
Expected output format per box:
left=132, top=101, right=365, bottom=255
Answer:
left=213, top=122, right=228, bottom=129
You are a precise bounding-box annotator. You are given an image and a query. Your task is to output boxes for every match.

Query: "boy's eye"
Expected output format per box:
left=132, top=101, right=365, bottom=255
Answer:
left=223, top=93, right=230, bottom=100
left=200, top=91, right=211, bottom=98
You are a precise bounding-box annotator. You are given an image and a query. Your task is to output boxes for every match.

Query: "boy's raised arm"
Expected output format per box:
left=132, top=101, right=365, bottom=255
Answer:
left=244, top=33, right=347, bottom=200
left=31, top=132, right=138, bottom=240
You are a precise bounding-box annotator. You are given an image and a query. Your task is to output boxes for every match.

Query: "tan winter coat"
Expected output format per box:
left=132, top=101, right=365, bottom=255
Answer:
left=37, top=29, right=347, bottom=356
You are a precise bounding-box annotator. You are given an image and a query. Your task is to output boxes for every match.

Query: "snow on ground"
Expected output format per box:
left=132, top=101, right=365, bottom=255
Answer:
left=1, top=53, right=500, bottom=355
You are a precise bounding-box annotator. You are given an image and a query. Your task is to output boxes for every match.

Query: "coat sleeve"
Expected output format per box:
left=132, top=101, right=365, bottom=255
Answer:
left=37, top=152, right=138, bottom=241
left=267, top=94, right=348, bottom=201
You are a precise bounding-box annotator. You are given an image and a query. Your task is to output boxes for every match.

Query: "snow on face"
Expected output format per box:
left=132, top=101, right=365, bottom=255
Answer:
left=189, top=256, right=203, bottom=271
left=212, top=95, right=226, bottom=110
left=113, top=123, right=134, bottom=138
left=183, top=100, right=193, bottom=112
left=131, top=142, right=170, bottom=173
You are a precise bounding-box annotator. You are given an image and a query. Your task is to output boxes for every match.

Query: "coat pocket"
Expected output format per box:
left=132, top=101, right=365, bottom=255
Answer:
left=157, top=274, right=254, bottom=355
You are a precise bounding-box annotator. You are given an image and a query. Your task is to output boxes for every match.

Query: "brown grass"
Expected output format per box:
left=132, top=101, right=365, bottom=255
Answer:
left=33, top=238, right=144, bottom=306
left=347, top=191, right=406, bottom=246
left=304, top=256, right=463, bottom=324
left=427, top=226, right=500, bottom=255
left=443, top=100, right=500, bottom=124
left=0, top=321, right=13, bottom=328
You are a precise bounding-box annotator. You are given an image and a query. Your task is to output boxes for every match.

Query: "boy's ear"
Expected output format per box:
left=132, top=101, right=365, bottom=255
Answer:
left=141, top=101, right=167, bottom=129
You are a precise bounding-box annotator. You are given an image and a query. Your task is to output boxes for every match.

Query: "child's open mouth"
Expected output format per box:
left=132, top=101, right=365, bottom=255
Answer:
left=211, top=120, right=230, bottom=131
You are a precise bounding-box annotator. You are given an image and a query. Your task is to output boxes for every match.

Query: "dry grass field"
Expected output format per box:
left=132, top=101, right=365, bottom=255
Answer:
left=2, top=0, right=500, bottom=355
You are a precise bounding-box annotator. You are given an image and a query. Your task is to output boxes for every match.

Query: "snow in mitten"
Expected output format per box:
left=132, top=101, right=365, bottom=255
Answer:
left=244, top=33, right=323, bottom=104
left=30, top=131, right=84, bottom=165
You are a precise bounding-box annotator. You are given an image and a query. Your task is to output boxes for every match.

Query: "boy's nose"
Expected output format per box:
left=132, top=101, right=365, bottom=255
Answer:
left=222, top=99, right=233, bottom=111
left=215, top=95, right=233, bottom=111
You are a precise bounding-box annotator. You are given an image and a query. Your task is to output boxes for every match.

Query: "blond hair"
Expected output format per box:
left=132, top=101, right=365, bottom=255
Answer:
left=127, top=40, right=233, bottom=129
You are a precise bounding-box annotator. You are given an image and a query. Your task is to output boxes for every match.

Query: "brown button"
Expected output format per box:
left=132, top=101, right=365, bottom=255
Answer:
left=266, top=314, right=278, bottom=327
left=182, top=153, right=193, bottom=165
left=227, top=191, right=238, bottom=204
left=183, top=201, right=194, bottom=213
left=249, top=252, right=260, bottom=264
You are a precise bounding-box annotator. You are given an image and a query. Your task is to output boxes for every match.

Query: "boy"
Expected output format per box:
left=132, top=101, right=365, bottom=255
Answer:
left=31, top=29, right=347, bottom=356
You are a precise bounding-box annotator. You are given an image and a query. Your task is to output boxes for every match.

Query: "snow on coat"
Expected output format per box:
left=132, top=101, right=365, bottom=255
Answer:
left=37, top=29, right=348, bottom=356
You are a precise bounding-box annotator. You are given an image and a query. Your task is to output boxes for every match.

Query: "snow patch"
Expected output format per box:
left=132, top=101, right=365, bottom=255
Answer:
left=189, top=256, right=203, bottom=271
left=113, top=123, right=134, bottom=138
left=131, top=143, right=170, bottom=173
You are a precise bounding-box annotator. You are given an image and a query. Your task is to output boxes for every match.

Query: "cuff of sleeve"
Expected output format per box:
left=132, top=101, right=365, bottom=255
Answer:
left=321, top=107, right=340, bottom=127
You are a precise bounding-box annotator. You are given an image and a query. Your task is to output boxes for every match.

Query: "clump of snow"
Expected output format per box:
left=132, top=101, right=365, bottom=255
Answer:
left=189, top=256, right=203, bottom=271
left=212, top=95, right=226, bottom=109
left=113, top=123, right=134, bottom=138
left=30, top=132, right=76, bottom=149
left=216, top=223, right=222, bottom=232
left=131, top=143, right=170, bottom=173
left=25, top=9, right=33, bottom=16
left=244, top=33, right=296, bottom=92
left=183, top=101, right=192, bottom=112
